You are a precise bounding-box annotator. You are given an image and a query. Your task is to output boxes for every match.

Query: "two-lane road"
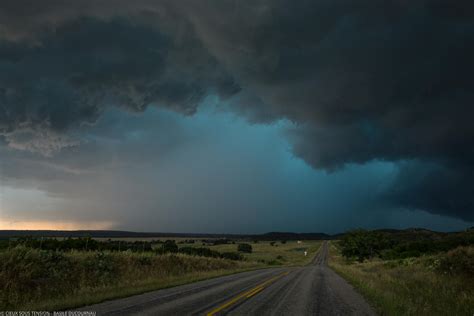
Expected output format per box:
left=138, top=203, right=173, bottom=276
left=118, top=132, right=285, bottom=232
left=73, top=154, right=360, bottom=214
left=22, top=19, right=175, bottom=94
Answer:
left=80, top=242, right=375, bottom=315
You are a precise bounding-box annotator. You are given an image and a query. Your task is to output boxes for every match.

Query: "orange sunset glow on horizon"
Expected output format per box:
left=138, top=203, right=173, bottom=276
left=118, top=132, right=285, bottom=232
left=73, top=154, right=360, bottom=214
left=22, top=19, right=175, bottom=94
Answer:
left=0, top=219, right=117, bottom=231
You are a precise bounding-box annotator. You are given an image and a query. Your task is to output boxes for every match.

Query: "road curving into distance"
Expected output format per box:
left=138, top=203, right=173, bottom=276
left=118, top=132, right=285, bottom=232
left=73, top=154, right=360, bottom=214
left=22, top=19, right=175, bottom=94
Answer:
left=79, top=241, right=375, bottom=315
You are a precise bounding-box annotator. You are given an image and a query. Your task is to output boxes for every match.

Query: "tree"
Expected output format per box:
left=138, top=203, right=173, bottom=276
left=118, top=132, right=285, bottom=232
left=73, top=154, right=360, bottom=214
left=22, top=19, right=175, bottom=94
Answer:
left=339, top=229, right=388, bottom=262
left=161, top=240, right=178, bottom=253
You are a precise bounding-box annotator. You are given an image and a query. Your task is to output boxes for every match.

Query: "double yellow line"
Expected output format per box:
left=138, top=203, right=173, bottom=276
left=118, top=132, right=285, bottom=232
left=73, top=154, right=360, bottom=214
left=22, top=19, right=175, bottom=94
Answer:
left=206, top=271, right=289, bottom=316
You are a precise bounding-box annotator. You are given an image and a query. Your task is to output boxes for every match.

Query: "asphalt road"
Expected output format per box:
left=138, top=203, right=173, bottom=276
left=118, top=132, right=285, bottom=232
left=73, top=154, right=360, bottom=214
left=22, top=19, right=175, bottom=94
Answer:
left=79, top=241, right=375, bottom=315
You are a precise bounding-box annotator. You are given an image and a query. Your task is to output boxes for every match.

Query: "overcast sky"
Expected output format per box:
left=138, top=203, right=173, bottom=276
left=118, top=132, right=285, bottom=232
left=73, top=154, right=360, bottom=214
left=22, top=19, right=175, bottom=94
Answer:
left=0, top=0, right=473, bottom=233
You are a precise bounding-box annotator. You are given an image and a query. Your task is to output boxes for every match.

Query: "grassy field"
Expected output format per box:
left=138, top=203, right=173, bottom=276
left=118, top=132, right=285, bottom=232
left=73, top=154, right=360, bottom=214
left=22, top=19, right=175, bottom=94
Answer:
left=0, top=240, right=321, bottom=311
left=181, top=240, right=322, bottom=266
left=328, top=241, right=474, bottom=315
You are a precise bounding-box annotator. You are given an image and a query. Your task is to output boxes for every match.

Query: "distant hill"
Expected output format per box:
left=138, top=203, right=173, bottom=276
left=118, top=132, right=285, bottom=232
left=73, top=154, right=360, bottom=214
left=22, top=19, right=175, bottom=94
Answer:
left=258, top=232, right=332, bottom=240
left=0, top=227, right=469, bottom=240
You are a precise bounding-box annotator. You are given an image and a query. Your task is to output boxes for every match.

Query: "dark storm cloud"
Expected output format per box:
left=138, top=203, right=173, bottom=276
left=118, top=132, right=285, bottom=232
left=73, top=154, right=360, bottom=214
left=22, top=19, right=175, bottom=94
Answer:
left=0, top=9, right=238, bottom=154
left=386, top=161, right=474, bottom=221
left=185, top=0, right=474, bottom=163
left=1, top=0, right=473, bottom=221
left=184, top=0, right=474, bottom=220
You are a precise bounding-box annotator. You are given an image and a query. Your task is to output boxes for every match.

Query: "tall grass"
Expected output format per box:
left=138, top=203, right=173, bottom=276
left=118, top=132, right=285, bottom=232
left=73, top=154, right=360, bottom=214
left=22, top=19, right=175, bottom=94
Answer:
left=0, top=246, right=259, bottom=311
left=328, top=242, right=474, bottom=315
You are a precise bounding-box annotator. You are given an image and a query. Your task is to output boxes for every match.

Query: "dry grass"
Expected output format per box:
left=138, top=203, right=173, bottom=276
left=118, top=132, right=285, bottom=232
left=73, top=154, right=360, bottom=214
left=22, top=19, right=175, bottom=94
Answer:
left=328, top=242, right=474, bottom=315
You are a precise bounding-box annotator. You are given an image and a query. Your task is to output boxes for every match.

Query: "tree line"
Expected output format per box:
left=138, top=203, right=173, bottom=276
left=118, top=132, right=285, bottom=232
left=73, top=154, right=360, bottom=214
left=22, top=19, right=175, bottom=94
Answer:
left=339, top=229, right=474, bottom=262
left=0, top=237, right=254, bottom=261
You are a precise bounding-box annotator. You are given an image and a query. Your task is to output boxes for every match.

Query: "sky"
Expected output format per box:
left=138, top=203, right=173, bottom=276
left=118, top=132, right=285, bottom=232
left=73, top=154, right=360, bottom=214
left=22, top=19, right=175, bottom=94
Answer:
left=0, top=0, right=473, bottom=234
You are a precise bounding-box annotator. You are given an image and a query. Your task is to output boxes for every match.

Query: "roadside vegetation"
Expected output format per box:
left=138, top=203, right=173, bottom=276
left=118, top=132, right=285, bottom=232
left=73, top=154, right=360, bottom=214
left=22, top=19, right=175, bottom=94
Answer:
left=329, top=229, right=474, bottom=315
left=0, top=237, right=320, bottom=310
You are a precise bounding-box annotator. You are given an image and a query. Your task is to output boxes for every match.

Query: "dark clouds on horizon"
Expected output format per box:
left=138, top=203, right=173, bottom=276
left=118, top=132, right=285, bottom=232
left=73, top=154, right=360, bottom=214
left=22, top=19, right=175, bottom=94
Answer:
left=0, top=0, right=473, bottom=226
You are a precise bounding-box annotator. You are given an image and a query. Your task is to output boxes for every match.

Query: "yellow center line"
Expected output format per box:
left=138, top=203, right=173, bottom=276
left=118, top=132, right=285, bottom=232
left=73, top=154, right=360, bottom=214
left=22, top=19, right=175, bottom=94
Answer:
left=246, top=286, right=264, bottom=298
left=206, top=271, right=289, bottom=316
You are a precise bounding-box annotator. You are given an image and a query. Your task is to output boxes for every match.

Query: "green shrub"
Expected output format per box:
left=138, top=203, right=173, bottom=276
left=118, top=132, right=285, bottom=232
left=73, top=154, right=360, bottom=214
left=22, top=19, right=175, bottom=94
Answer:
left=438, top=246, right=474, bottom=276
left=0, top=246, right=80, bottom=309
left=82, top=252, right=117, bottom=286
left=221, top=252, right=243, bottom=261
left=212, top=239, right=229, bottom=245
left=177, top=247, right=242, bottom=261
left=238, top=243, right=252, bottom=253
left=179, top=247, right=220, bottom=258
left=159, top=240, right=179, bottom=254
left=339, top=229, right=390, bottom=262
left=266, top=259, right=280, bottom=265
